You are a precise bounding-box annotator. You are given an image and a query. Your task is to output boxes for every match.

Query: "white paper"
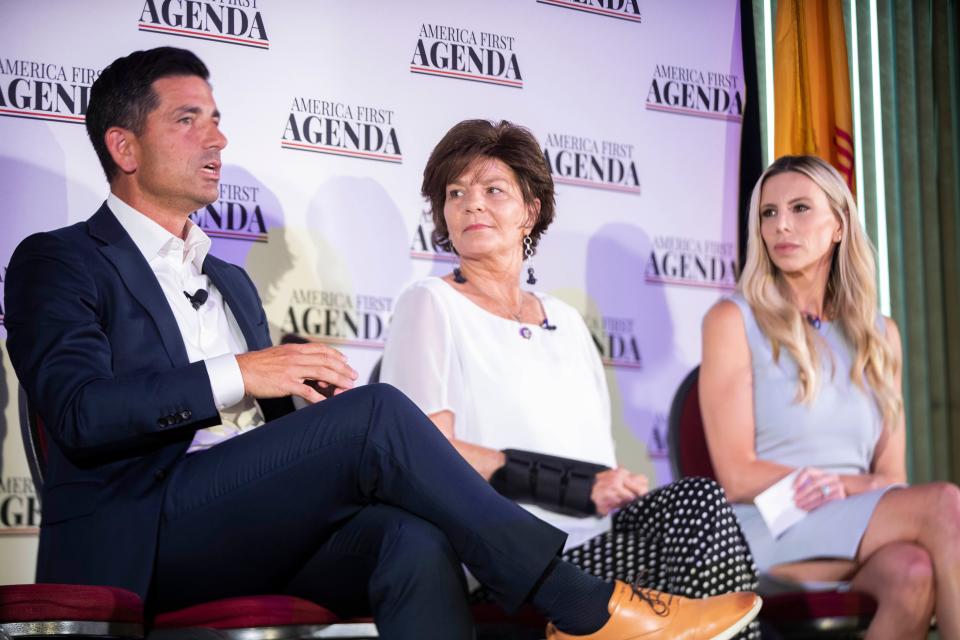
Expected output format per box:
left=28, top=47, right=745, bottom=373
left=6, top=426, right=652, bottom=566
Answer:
left=754, top=470, right=808, bottom=538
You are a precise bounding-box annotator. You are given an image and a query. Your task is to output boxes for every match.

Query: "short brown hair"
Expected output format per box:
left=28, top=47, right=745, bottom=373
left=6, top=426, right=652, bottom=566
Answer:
left=421, top=119, right=555, bottom=255
left=87, top=47, right=210, bottom=182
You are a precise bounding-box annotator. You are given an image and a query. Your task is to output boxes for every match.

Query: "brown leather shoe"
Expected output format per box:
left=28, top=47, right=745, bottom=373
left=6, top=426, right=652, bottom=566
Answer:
left=545, top=581, right=761, bottom=640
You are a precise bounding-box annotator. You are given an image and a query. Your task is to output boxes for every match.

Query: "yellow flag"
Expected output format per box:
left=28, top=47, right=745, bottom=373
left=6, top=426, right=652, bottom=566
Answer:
left=774, top=0, right=855, bottom=191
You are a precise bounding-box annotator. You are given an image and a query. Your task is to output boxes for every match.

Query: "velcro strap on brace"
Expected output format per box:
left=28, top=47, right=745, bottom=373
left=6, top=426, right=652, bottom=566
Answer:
left=489, top=449, right=610, bottom=517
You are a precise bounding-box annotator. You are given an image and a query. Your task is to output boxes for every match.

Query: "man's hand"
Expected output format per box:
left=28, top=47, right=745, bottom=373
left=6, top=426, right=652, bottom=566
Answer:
left=591, top=467, right=649, bottom=516
left=236, top=342, right=358, bottom=404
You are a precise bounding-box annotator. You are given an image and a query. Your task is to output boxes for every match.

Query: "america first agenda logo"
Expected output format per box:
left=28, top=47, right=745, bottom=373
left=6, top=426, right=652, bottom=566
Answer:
left=543, top=133, right=640, bottom=194
left=584, top=314, right=643, bottom=369
left=645, top=236, right=738, bottom=289
left=410, top=210, right=456, bottom=262
left=282, top=290, right=393, bottom=349
left=646, top=64, right=743, bottom=122
left=6, top=390, right=42, bottom=534
left=138, top=0, right=269, bottom=50
left=0, top=476, right=40, bottom=535
left=0, top=57, right=98, bottom=124
left=411, top=24, right=522, bottom=88
left=282, top=98, right=401, bottom=163
left=537, top=0, right=642, bottom=23
left=190, top=181, right=269, bottom=242
left=647, top=413, right=669, bottom=459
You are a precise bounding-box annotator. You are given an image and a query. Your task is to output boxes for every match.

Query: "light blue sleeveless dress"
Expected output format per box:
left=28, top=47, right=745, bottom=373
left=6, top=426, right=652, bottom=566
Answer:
left=727, top=294, right=901, bottom=574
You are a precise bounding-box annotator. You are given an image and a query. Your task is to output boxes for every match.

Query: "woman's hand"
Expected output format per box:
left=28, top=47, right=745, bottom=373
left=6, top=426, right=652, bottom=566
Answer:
left=592, top=468, right=649, bottom=516
left=793, top=466, right=847, bottom=511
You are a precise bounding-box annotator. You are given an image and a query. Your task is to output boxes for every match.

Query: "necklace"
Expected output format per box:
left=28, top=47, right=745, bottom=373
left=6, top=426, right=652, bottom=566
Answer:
left=462, top=278, right=535, bottom=340
left=502, top=297, right=524, bottom=323
left=492, top=291, right=532, bottom=340
left=803, top=313, right=822, bottom=329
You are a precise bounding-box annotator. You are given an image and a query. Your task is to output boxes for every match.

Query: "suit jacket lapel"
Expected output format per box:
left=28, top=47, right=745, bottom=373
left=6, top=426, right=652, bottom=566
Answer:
left=88, top=204, right=190, bottom=368
left=203, top=258, right=265, bottom=351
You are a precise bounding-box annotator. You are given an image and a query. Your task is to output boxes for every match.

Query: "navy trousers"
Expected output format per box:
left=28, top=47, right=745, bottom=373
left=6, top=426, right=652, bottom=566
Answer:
left=153, top=384, right=566, bottom=638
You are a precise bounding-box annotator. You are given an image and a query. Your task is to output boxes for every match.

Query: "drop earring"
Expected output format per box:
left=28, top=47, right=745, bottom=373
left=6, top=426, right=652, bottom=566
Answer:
left=453, top=266, right=467, bottom=283
left=523, top=235, right=537, bottom=285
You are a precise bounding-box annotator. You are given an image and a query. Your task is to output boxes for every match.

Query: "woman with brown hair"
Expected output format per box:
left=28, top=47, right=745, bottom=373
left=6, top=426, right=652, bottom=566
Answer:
left=381, top=119, right=761, bottom=640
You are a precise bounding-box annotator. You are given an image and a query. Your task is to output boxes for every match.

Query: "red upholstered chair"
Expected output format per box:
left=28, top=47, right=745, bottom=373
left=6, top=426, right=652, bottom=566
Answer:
left=7, top=387, right=377, bottom=639
left=0, top=583, right=144, bottom=639
left=150, top=595, right=377, bottom=639
left=667, top=367, right=877, bottom=639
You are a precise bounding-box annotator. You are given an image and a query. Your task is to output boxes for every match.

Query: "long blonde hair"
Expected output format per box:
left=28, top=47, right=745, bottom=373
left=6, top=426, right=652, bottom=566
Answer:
left=739, top=155, right=901, bottom=424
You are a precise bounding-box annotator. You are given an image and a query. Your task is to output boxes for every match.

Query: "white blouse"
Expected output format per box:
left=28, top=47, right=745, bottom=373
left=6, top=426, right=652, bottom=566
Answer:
left=380, top=277, right=617, bottom=549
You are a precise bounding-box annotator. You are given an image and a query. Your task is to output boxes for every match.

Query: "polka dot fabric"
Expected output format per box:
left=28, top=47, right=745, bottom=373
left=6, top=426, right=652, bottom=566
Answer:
left=472, top=477, right=760, bottom=639
left=602, top=477, right=759, bottom=639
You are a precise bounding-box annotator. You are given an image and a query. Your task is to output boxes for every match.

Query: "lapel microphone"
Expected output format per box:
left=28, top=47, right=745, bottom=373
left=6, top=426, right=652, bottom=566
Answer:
left=184, top=289, right=209, bottom=310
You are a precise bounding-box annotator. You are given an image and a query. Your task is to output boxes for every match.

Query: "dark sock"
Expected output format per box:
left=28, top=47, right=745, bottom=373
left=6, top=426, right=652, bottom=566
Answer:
left=530, top=559, right=614, bottom=635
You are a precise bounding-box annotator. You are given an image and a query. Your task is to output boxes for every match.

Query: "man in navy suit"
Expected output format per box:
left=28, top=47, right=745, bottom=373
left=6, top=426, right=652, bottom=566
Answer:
left=4, top=47, right=758, bottom=640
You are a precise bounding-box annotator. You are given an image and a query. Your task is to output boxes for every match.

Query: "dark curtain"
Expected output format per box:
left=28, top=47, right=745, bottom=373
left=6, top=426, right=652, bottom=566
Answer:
left=866, top=0, right=960, bottom=482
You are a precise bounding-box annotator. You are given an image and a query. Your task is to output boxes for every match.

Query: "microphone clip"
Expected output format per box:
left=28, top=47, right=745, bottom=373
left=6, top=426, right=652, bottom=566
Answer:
left=184, top=289, right=209, bottom=310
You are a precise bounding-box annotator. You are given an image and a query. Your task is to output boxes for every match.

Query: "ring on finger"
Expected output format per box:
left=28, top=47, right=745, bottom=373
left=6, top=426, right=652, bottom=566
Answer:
left=821, top=484, right=832, bottom=497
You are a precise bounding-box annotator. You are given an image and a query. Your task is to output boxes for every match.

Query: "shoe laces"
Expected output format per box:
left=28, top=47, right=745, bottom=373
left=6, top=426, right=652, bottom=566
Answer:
left=626, top=569, right=674, bottom=617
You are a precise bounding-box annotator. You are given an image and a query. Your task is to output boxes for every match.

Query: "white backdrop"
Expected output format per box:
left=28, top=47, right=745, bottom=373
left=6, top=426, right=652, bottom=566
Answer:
left=0, top=0, right=745, bottom=584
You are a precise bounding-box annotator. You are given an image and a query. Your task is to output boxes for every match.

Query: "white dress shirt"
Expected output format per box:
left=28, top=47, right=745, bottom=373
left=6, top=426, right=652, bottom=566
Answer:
left=107, top=193, right=265, bottom=452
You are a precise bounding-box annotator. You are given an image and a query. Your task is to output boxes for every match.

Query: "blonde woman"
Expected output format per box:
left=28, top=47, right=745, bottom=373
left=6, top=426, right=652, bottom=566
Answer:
left=701, top=155, right=960, bottom=639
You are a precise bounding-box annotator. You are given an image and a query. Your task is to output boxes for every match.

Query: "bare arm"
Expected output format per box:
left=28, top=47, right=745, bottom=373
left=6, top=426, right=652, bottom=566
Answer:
left=700, top=300, right=795, bottom=503
left=428, top=410, right=507, bottom=481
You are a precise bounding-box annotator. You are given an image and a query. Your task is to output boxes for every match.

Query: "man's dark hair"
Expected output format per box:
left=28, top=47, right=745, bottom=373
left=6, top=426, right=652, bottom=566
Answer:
left=421, top=119, right=556, bottom=256
left=86, top=47, right=209, bottom=182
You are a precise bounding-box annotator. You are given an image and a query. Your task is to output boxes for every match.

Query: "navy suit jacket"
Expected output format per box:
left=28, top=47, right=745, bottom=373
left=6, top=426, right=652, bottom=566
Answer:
left=5, top=203, right=294, bottom=599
